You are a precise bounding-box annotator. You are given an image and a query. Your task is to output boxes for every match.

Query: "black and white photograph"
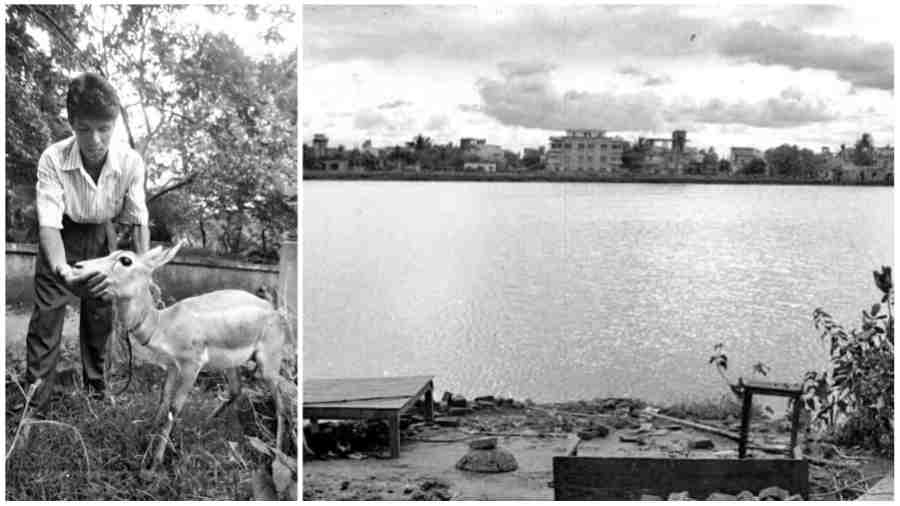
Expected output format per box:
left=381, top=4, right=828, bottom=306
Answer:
left=302, top=4, right=893, bottom=500
left=6, top=4, right=298, bottom=500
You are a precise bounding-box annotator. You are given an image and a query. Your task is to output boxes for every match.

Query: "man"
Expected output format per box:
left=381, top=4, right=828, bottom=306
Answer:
left=26, top=72, right=150, bottom=415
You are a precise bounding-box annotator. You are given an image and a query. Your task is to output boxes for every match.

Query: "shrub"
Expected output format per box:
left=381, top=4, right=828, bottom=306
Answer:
left=803, top=266, right=893, bottom=453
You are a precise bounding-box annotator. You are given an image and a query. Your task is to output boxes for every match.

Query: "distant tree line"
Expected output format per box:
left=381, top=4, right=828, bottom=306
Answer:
left=307, top=132, right=884, bottom=183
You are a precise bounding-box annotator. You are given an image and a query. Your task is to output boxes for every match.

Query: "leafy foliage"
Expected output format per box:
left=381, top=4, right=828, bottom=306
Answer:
left=803, top=266, right=893, bottom=453
left=739, top=157, right=767, bottom=175
left=764, top=144, right=817, bottom=178
left=852, top=132, right=876, bottom=166
left=6, top=5, right=297, bottom=262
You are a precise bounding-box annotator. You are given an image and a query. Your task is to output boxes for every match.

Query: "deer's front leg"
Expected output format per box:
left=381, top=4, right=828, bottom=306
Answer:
left=153, top=365, right=179, bottom=426
left=147, top=361, right=201, bottom=470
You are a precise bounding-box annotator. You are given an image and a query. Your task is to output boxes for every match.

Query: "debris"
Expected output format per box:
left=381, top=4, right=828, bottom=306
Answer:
left=449, top=394, right=468, bottom=407
left=667, top=490, right=692, bottom=500
left=434, top=416, right=461, bottom=427
left=758, top=486, right=789, bottom=500
left=619, top=435, right=647, bottom=445
left=736, top=490, right=756, bottom=500
left=577, top=424, right=610, bottom=440
left=469, top=437, right=497, bottom=450
left=456, top=447, right=518, bottom=473
left=706, top=492, right=737, bottom=500
left=641, top=494, right=663, bottom=500
left=688, top=439, right=715, bottom=450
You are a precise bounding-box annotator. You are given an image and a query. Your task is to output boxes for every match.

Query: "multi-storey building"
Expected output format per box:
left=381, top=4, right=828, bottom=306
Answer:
left=460, top=138, right=486, bottom=151
left=730, top=147, right=763, bottom=173
left=312, top=133, right=329, bottom=158
left=546, top=129, right=626, bottom=173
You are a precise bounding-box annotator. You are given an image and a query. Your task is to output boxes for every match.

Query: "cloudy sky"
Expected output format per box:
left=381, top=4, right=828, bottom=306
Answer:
left=303, top=4, right=894, bottom=155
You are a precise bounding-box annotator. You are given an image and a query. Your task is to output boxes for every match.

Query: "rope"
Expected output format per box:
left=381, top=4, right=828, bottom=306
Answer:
left=104, top=278, right=165, bottom=396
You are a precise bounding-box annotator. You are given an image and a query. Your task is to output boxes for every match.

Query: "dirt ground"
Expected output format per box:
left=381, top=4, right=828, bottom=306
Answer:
left=303, top=399, right=892, bottom=501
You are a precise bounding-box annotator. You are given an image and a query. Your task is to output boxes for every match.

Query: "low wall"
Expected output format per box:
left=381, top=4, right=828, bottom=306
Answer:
left=5, top=243, right=279, bottom=306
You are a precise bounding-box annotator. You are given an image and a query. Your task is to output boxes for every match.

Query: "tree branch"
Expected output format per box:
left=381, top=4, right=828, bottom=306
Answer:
left=147, top=174, right=197, bottom=202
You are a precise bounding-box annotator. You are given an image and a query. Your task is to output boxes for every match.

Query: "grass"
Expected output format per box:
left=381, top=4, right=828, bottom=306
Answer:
left=660, top=394, right=767, bottom=421
left=5, top=337, right=297, bottom=500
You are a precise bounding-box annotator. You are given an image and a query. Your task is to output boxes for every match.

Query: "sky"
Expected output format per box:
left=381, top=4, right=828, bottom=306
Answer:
left=303, top=4, right=895, bottom=156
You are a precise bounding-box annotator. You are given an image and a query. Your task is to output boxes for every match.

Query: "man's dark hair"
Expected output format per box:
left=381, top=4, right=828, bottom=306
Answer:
left=66, top=72, right=120, bottom=122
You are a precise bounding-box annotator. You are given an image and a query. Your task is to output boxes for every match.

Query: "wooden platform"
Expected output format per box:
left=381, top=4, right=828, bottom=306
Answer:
left=553, top=457, right=809, bottom=500
left=303, top=375, right=434, bottom=458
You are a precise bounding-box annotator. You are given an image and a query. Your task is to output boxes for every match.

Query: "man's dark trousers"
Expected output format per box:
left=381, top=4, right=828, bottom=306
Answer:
left=25, top=215, right=112, bottom=411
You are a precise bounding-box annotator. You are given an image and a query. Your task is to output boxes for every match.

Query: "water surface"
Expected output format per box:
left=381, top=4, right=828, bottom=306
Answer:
left=304, top=181, right=892, bottom=404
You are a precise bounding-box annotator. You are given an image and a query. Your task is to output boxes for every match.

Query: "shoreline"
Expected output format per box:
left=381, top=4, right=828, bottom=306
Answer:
left=304, top=170, right=892, bottom=186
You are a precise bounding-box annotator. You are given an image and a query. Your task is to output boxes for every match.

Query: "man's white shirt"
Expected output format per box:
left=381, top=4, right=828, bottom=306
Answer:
left=35, top=136, right=149, bottom=229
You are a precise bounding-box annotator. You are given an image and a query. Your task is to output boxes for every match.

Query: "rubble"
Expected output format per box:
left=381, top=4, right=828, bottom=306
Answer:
left=455, top=446, right=518, bottom=473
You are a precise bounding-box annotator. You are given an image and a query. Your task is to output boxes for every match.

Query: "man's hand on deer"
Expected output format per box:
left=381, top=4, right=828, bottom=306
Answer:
left=56, top=264, right=112, bottom=300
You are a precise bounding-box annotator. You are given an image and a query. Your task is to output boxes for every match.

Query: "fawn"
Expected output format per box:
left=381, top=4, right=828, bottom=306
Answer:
left=74, top=241, right=289, bottom=470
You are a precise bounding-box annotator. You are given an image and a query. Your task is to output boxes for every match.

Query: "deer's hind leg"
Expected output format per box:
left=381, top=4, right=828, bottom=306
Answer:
left=208, top=367, right=242, bottom=420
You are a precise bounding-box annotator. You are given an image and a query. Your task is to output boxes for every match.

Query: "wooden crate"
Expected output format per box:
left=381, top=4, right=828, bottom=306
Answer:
left=553, top=457, right=809, bottom=500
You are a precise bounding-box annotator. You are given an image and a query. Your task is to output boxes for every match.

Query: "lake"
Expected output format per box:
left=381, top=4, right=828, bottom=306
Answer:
left=303, top=181, right=893, bottom=404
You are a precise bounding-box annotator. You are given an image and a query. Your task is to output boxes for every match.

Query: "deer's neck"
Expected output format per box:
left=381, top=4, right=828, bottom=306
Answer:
left=119, top=291, right=161, bottom=346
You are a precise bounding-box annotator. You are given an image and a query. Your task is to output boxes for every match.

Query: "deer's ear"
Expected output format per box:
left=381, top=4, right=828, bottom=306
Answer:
left=146, top=240, right=185, bottom=270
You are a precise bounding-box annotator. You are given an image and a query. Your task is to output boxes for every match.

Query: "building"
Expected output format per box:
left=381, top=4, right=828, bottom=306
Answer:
left=546, top=129, right=626, bottom=173
left=730, top=147, right=763, bottom=173
left=476, top=144, right=505, bottom=165
left=463, top=162, right=497, bottom=172
left=312, top=134, right=329, bottom=158
left=460, top=138, right=486, bottom=151
left=321, top=159, right=349, bottom=172
left=461, top=137, right=506, bottom=169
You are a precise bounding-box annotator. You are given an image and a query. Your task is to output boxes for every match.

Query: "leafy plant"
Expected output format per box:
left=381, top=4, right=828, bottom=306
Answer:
left=709, top=343, right=769, bottom=399
left=803, top=266, right=893, bottom=453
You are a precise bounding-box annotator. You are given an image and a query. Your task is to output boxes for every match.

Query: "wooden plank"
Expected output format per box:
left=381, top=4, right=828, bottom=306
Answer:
left=553, top=457, right=808, bottom=500
left=741, top=379, right=802, bottom=396
left=647, top=411, right=743, bottom=441
left=303, top=406, right=401, bottom=421
left=305, top=397, right=411, bottom=410
left=303, top=375, right=434, bottom=404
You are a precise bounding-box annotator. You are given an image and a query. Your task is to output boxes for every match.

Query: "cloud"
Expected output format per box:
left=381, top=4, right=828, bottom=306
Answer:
left=458, top=104, right=483, bottom=113
left=643, top=75, right=672, bottom=86
left=716, top=21, right=893, bottom=90
left=476, top=62, right=664, bottom=131
left=425, top=114, right=450, bottom=131
left=675, top=88, right=838, bottom=128
left=353, top=110, right=390, bottom=130
left=378, top=100, right=412, bottom=109
left=304, top=5, right=713, bottom=64
left=616, top=65, right=672, bottom=87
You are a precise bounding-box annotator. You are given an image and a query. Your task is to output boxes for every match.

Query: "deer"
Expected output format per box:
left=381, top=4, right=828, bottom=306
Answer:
left=72, top=241, right=290, bottom=470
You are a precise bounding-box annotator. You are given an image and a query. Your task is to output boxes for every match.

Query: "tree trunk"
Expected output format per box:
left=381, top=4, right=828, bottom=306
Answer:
left=199, top=219, right=207, bottom=248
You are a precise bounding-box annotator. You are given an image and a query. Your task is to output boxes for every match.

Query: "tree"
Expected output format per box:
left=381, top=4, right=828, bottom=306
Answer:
left=6, top=5, right=297, bottom=261
left=740, top=157, right=767, bottom=175
left=853, top=133, right=876, bottom=166
left=522, top=148, right=545, bottom=170
left=503, top=150, right=519, bottom=171
left=765, top=144, right=816, bottom=178
left=718, top=159, right=731, bottom=174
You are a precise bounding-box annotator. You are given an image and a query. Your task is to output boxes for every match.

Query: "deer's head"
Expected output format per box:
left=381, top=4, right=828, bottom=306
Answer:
left=74, top=240, right=184, bottom=301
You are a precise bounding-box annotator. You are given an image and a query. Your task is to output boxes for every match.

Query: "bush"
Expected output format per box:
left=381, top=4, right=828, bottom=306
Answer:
left=803, top=266, right=893, bottom=453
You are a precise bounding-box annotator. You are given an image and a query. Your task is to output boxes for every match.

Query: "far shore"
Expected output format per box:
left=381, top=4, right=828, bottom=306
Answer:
left=304, top=170, right=892, bottom=186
